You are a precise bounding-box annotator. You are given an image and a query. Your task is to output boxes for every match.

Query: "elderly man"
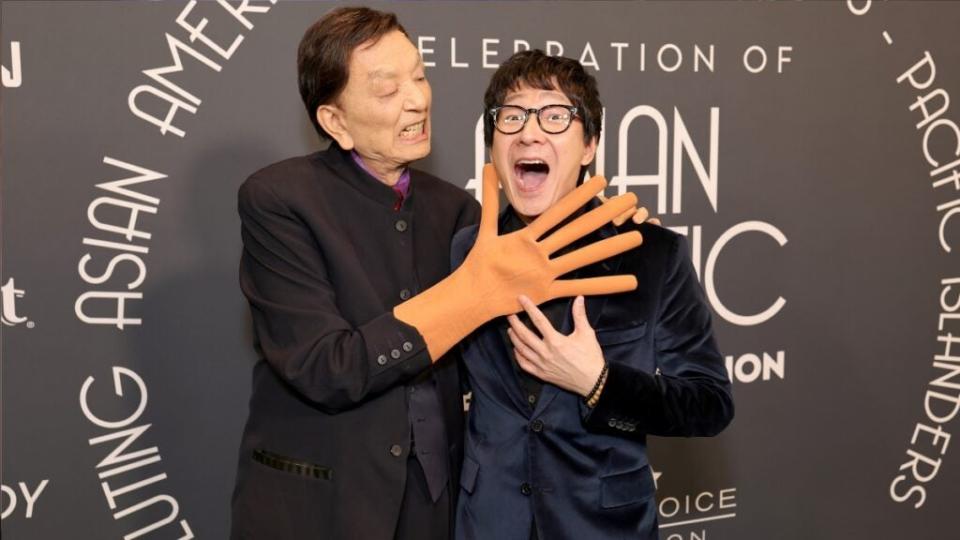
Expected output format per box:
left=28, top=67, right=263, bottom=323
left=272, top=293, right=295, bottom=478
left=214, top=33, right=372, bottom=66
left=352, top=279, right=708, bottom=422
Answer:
left=452, top=50, right=735, bottom=540
left=230, top=8, right=641, bottom=540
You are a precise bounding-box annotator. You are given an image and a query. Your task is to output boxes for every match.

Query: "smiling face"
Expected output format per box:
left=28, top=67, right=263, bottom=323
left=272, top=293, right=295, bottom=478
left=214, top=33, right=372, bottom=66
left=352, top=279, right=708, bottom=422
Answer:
left=491, top=84, right=598, bottom=220
left=318, top=30, right=431, bottom=182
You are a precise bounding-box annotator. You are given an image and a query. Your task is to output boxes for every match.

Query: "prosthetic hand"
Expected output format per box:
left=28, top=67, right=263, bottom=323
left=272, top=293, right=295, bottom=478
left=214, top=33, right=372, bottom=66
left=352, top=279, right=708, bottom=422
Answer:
left=394, top=163, right=643, bottom=360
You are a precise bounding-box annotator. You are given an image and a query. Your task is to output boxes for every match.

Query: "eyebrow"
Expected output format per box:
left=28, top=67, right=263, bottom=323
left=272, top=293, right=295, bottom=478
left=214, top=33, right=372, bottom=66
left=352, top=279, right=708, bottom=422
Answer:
left=368, top=58, right=425, bottom=81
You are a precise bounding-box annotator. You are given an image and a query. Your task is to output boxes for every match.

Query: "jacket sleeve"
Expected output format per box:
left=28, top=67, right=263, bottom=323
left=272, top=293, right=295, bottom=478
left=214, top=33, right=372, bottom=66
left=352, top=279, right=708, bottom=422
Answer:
left=583, top=233, right=734, bottom=438
left=238, top=177, right=432, bottom=413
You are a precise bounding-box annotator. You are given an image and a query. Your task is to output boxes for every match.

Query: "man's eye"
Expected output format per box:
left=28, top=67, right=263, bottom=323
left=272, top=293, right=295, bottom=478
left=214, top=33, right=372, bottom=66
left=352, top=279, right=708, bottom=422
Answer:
left=503, top=114, right=523, bottom=123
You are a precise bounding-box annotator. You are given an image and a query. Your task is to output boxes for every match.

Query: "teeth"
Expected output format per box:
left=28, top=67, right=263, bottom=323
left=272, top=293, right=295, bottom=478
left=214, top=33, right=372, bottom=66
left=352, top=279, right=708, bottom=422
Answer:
left=517, top=159, right=545, bottom=165
left=400, top=122, right=424, bottom=138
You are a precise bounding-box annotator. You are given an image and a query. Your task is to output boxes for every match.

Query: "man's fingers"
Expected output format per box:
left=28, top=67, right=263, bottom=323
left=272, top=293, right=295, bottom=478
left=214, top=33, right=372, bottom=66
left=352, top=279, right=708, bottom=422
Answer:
left=513, top=347, right=539, bottom=376
left=631, top=206, right=650, bottom=225
left=550, top=231, right=642, bottom=276
left=571, top=296, right=592, bottom=333
left=479, top=163, right=501, bottom=237
left=548, top=275, right=638, bottom=299
left=507, top=328, right=541, bottom=364
left=646, top=216, right=662, bottom=226
left=539, top=192, right=637, bottom=255
left=517, top=295, right=559, bottom=340
left=507, top=314, right=548, bottom=356
left=526, top=175, right=606, bottom=239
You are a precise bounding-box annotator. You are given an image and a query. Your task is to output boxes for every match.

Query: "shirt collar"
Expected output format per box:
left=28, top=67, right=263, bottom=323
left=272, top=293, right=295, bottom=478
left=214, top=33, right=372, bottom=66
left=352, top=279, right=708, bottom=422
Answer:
left=350, top=150, right=411, bottom=198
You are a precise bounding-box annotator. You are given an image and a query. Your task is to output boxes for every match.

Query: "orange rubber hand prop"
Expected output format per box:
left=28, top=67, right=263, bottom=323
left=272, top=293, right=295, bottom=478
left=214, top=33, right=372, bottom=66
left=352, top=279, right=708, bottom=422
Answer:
left=395, top=164, right=643, bottom=360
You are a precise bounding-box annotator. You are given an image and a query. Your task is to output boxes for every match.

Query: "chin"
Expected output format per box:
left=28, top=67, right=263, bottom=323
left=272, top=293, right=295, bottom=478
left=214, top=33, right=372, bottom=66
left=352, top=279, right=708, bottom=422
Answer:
left=513, top=198, right=550, bottom=219
left=404, top=141, right=431, bottom=162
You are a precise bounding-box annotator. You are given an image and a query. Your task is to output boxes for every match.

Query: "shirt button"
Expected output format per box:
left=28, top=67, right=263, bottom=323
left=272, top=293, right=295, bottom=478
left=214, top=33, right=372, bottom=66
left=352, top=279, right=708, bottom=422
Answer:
left=520, top=482, right=532, bottom=496
left=402, top=341, right=413, bottom=352
left=399, top=288, right=411, bottom=300
left=607, top=418, right=617, bottom=428
left=530, top=419, right=544, bottom=433
left=377, top=354, right=387, bottom=366
left=391, top=349, right=401, bottom=359
left=389, top=444, right=403, bottom=457
left=395, top=219, right=408, bottom=232
left=527, top=394, right=537, bottom=406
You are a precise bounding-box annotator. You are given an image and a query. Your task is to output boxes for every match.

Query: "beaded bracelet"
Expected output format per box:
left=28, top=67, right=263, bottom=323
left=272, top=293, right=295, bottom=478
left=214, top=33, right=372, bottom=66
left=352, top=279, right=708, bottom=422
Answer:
left=585, top=363, right=609, bottom=408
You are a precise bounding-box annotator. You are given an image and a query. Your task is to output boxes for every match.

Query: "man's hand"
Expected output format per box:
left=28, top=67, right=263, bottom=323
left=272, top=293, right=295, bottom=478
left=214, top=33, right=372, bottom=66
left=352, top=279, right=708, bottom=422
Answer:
left=395, top=164, right=643, bottom=360
left=507, top=295, right=605, bottom=398
left=598, top=194, right=662, bottom=227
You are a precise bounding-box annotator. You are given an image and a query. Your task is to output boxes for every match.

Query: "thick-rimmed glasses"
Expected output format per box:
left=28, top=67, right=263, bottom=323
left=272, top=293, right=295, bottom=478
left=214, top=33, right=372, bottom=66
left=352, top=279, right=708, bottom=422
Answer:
left=489, top=104, right=581, bottom=135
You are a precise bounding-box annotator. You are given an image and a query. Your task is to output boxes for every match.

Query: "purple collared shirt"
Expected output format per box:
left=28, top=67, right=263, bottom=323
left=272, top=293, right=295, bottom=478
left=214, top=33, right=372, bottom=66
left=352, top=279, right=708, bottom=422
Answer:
left=351, top=151, right=410, bottom=210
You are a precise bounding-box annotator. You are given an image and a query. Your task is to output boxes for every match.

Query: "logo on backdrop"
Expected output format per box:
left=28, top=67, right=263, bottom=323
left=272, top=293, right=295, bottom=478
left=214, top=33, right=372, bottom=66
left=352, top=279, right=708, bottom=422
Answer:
left=79, top=366, right=194, bottom=539
left=75, top=0, right=279, bottom=329
left=845, top=0, right=960, bottom=510
left=1, top=277, right=34, bottom=328
left=2, top=41, right=22, bottom=88
left=653, top=469, right=738, bottom=539
left=0, top=480, right=49, bottom=521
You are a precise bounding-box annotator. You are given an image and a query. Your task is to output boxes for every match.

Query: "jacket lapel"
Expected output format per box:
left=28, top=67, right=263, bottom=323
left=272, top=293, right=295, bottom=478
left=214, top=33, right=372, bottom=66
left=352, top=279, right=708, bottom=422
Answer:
left=535, top=201, right=624, bottom=415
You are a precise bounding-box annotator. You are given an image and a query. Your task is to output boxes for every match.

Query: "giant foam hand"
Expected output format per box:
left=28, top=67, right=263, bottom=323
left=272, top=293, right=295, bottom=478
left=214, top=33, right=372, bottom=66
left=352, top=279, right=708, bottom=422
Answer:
left=395, top=163, right=643, bottom=360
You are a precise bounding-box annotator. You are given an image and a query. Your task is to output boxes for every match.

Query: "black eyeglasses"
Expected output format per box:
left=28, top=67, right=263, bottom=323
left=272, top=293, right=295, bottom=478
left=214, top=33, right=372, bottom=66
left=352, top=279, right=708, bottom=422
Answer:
left=489, top=104, right=581, bottom=135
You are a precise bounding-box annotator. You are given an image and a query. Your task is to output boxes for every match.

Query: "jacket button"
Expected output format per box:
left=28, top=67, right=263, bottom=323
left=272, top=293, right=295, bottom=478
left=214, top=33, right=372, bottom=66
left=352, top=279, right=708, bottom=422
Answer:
left=520, top=482, right=532, bottom=496
left=530, top=419, right=544, bottom=433
left=391, top=349, right=401, bottom=359
left=377, top=354, right=387, bottom=366
left=390, top=444, right=403, bottom=457
left=402, top=341, right=413, bottom=352
left=395, top=219, right=408, bottom=232
left=607, top=418, right=617, bottom=428
left=399, top=288, right=411, bottom=300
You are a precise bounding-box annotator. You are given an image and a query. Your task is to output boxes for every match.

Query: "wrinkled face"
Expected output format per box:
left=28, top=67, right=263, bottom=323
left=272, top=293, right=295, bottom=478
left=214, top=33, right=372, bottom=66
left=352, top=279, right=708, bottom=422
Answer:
left=490, top=84, right=597, bottom=220
left=330, top=30, right=431, bottom=177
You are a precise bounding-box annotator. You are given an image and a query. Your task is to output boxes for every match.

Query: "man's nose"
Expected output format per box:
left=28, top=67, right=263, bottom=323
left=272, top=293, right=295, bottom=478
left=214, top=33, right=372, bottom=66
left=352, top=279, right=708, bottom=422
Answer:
left=519, top=111, right=546, bottom=144
left=404, top=82, right=429, bottom=111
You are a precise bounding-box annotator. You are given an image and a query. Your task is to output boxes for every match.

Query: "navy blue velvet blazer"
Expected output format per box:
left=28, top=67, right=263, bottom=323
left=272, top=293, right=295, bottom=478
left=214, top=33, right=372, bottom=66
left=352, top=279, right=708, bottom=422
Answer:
left=451, top=203, right=734, bottom=540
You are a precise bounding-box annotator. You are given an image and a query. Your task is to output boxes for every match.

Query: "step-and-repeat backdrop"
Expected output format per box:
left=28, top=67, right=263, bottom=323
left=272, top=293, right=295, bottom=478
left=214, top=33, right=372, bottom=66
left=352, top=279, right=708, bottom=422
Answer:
left=3, top=1, right=959, bottom=538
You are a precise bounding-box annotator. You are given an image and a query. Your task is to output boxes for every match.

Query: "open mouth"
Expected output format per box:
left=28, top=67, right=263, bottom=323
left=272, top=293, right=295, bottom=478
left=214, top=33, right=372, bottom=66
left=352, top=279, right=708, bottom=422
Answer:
left=399, top=121, right=426, bottom=141
left=514, top=159, right=550, bottom=192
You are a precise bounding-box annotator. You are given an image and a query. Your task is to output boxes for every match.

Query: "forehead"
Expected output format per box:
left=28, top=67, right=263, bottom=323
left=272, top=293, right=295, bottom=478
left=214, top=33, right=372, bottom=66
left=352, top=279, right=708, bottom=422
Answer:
left=503, top=84, right=571, bottom=105
left=350, top=30, right=421, bottom=80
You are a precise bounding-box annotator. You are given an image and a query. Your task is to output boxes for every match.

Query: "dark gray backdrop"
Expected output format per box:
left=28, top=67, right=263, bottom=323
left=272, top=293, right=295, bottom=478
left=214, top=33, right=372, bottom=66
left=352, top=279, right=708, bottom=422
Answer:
left=3, top=1, right=959, bottom=538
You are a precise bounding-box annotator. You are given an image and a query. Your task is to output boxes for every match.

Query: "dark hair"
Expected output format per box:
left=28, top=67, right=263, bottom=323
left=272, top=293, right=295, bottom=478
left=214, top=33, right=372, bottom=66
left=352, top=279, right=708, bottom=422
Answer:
left=483, top=49, right=603, bottom=147
left=297, top=7, right=407, bottom=140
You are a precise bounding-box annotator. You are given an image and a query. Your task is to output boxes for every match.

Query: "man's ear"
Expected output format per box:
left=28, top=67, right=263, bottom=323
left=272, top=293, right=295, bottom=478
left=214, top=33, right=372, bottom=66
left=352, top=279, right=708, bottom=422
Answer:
left=316, top=105, right=354, bottom=150
left=580, top=136, right=598, bottom=166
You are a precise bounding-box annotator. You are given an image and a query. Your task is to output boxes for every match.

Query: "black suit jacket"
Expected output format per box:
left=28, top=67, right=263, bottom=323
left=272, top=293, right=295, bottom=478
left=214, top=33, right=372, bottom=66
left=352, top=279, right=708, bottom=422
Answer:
left=230, top=145, right=480, bottom=540
left=451, top=204, right=734, bottom=540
